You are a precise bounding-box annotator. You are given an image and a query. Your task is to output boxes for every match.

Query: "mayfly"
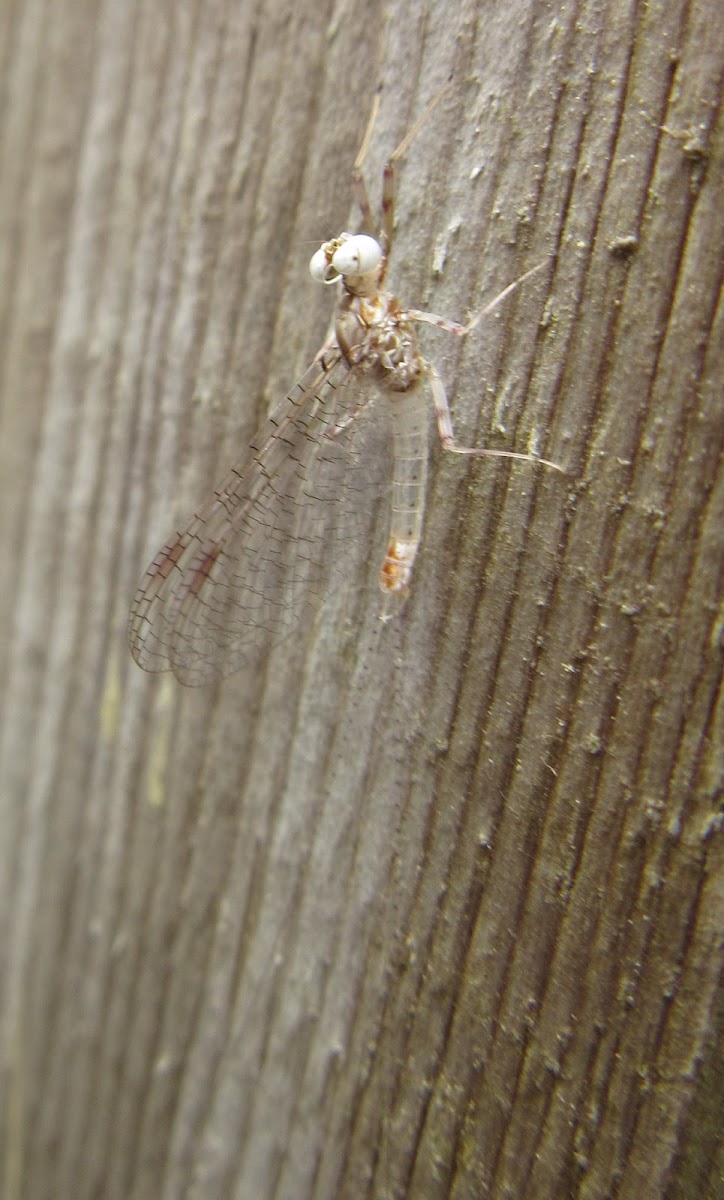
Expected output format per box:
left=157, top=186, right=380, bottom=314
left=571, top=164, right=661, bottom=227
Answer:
left=128, top=87, right=561, bottom=686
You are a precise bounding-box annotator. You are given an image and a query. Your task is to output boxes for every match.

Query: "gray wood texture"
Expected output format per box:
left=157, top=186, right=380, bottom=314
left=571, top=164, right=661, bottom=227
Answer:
left=0, top=1, right=721, bottom=1197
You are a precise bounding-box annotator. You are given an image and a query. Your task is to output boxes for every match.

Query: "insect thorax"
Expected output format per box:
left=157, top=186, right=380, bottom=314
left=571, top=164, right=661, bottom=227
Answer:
left=336, top=292, right=424, bottom=393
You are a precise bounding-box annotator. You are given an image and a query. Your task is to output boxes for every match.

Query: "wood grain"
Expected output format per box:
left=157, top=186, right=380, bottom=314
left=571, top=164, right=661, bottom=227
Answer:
left=0, top=1, right=721, bottom=1198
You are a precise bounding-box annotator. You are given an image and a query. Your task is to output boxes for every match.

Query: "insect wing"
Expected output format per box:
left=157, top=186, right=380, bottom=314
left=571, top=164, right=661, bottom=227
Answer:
left=128, top=353, right=388, bottom=685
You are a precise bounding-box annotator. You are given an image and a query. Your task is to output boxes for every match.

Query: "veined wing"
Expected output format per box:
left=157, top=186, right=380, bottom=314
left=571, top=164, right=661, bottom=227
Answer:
left=128, top=351, right=389, bottom=685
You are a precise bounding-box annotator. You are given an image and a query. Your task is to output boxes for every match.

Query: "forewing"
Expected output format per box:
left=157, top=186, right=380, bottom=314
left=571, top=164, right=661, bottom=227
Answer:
left=128, top=353, right=390, bottom=685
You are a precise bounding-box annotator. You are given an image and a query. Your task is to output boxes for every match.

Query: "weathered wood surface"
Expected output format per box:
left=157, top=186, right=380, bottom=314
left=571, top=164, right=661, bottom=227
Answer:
left=0, top=1, right=721, bottom=1198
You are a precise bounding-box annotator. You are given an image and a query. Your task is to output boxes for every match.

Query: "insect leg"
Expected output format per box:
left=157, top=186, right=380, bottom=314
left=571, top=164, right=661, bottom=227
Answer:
left=427, top=362, right=563, bottom=469
left=351, top=91, right=380, bottom=232
left=408, top=260, right=549, bottom=337
left=379, top=83, right=451, bottom=257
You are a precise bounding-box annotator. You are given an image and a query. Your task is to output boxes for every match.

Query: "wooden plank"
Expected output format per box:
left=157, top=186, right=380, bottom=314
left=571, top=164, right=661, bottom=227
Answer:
left=0, top=0, right=721, bottom=1197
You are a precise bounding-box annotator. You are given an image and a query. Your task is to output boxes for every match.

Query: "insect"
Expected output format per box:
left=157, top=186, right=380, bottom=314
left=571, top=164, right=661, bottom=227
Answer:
left=128, top=87, right=561, bottom=686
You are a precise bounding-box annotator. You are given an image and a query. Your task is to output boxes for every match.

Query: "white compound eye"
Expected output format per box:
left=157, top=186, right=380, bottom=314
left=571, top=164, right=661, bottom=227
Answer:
left=309, top=244, right=335, bottom=283
left=331, top=234, right=382, bottom=276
